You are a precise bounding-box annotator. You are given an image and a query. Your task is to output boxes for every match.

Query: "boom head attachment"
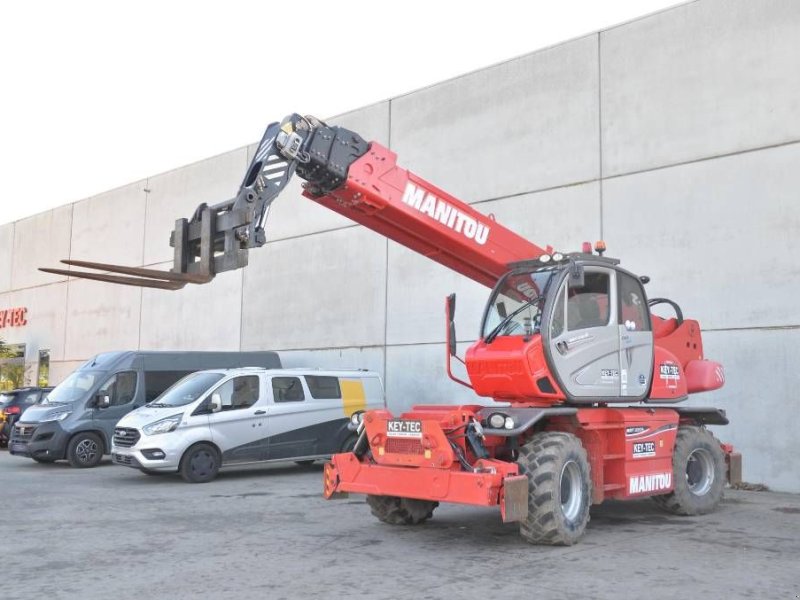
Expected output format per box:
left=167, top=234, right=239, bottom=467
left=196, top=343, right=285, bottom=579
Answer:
left=39, top=113, right=366, bottom=289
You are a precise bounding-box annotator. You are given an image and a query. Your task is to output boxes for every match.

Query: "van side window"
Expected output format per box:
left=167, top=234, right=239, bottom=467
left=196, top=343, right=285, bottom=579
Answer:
left=215, top=376, right=260, bottom=410
left=99, top=371, right=138, bottom=406
left=272, top=377, right=305, bottom=403
left=305, top=376, right=341, bottom=400
left=144, top=371, right=191, bottom=402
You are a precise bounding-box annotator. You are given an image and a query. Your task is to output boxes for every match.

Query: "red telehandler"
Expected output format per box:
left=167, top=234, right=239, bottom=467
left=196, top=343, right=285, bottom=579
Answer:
left=43, top=114, right=741, bottom=544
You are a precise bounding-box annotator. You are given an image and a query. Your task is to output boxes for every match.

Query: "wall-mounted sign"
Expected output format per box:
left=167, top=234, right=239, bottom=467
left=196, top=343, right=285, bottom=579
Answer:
left=0, top=307, right=27, bottom=328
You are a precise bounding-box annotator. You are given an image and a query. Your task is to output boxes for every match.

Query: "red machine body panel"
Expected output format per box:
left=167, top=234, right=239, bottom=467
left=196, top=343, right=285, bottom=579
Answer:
left=326, top=405, right=682, bottom=508
left=305, top=144, right=545, bottom=288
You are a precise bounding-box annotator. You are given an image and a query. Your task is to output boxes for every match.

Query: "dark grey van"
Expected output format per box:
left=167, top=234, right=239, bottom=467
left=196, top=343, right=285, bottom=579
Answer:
left=9, top=351, right=281, bottom=467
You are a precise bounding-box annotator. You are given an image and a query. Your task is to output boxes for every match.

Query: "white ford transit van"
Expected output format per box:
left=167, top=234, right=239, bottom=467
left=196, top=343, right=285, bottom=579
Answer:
left=111, top=368, right=383, bottom=482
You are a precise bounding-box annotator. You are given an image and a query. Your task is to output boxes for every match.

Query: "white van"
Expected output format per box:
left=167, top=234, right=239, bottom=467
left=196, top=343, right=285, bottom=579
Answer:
left=111, top=368, right=383, bottom=482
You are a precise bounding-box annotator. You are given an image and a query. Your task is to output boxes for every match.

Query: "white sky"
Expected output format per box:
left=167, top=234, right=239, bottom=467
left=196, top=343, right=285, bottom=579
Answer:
left=0, top=0, right=682, bottom=224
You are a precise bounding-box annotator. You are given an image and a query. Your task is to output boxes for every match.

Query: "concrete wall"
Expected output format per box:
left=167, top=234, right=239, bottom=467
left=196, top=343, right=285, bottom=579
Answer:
left=0, top=0, right=797, bottom=491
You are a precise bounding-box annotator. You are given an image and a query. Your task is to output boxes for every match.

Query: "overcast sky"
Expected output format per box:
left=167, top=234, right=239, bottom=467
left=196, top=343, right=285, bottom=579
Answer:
left=0, top=0, right=682, bottom=224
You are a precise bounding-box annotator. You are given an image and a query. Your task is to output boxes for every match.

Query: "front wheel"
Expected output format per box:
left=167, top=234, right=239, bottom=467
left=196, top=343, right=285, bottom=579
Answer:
left=366, top=495, right=438, bottom=525
left=179, top=444, right=220, bottom=483
left=67, top=432, right=104, bottom=468
left=652, top=426, right=725, bottom=515
left=517, top=431, right=592, bottom=546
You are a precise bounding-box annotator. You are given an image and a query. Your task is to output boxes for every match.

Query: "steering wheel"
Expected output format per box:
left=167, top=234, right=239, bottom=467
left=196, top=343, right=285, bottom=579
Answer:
left=648, top=297, right=683, bottom=326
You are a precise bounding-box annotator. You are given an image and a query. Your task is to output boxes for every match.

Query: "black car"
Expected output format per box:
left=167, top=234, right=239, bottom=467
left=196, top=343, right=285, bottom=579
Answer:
left=0, top=387, right=52, bottom=447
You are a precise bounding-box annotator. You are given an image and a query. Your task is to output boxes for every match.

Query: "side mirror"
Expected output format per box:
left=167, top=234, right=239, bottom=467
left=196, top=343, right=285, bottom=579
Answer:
left=446, top=293, right=457, bottom=357
left=209, top=393, right=222, bottom=413
left=568, top=262, right=585, bottom=289
left=96, top=393, right=111, bottom=409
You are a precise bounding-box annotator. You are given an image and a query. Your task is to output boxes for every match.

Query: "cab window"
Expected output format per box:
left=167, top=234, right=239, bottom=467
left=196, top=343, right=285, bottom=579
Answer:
left=566, top=272, right=611, bottom=331
left=99, top=371, right=138, bottom=406
left=550, top=285, right=567, bottom=338
left=618, top=272, right=650, bottom=332
left=272, top=377, right=305, bottom=403
left=215, top=376, right=260, bottom=411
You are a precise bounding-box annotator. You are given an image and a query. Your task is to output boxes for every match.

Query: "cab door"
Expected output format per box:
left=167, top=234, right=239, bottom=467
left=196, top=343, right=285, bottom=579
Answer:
left=617, top=271, right=654, bottom=399
left=546, top=267, right=622, bottom=399
left=207, top=374, right=267, bottom=463
left=264, top=375, right=315, bottom=460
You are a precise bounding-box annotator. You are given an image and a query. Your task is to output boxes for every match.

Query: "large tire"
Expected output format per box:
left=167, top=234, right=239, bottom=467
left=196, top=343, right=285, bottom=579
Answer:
left=366, top=495, right=438, bottom=525
left=517, top=431, right=592, bottom=546
left=179, top=443, right=220, bottom=483
left=652, top=426, right=725, bottom=515
left=66, top=432, right=104, bottom=468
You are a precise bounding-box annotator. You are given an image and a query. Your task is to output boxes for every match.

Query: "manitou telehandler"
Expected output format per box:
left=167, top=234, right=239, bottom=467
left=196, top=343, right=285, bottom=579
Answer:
left=44, top=113, right=741, bottom=545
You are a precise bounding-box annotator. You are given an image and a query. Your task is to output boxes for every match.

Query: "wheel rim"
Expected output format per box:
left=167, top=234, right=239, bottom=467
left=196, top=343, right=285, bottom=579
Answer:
left=76, top=439, right=98, bottom=463
left=190, top=450, right=215, bottom=477
left=560, top=460, right=583, bottom=522
left=686, top=448, right=715, bottom=496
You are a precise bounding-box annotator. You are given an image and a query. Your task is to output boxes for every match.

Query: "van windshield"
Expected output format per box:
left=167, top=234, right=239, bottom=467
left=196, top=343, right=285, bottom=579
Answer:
left=148, top=372, right=225, bottom=407
left=43, top=371, right=102, bottom=405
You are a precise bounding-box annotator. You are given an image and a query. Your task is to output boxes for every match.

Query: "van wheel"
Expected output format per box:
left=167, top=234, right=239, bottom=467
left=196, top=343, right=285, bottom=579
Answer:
left=67, top=432, right=104, bottom=468
left=180, top=444, right=220, bottom=483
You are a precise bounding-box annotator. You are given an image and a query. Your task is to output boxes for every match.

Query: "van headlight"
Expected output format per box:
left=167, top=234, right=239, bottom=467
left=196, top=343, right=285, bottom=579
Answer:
left=143, top=413, right=183, bottom=436
left=41, top=411, right=71, bottom=422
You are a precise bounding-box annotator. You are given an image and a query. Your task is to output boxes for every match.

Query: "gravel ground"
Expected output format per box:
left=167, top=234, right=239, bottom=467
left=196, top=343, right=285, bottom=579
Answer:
left=1, top=450, right=798, bottom=600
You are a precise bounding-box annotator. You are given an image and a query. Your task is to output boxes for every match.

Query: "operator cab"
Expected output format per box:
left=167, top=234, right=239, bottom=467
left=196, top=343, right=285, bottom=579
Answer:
left=468, top=252, right=654, bottom=404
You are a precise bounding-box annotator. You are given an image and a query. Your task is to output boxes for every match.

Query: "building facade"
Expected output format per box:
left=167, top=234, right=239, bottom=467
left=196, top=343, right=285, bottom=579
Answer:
left=0, top=0, right=798, bottom=491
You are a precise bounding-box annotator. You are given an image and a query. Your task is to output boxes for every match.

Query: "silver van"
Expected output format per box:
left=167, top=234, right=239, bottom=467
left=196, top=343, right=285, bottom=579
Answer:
left=111, top=368, right=383, bottom=482
left=10, top=351, right=281, bottom=467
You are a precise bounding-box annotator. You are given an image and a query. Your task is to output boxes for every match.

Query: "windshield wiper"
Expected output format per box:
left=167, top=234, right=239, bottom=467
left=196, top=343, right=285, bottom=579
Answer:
left=484, top=296, right=541, bottom=344
left=147, top=402, right=168, bottom=408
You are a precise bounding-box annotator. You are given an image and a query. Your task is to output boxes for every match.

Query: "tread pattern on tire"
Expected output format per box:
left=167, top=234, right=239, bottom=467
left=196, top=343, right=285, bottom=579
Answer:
left=67, top=432, right=104, bottom=468
left=652, top=425, right=725, bottom=516
left=517, top=431, right=591, bottom=546
left=366, top=495, right=438, bottom=525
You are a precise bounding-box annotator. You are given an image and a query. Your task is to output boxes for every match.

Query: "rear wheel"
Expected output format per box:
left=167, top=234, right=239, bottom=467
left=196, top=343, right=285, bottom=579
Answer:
left=67, top=432, right=104, bottom=468
left=366, top=495, right=438, bottom=525
left=517, top=431, right=592, bottom=546
left=652, top=426, right=725, bottom=515
left=179, top=443, right=220, bottom=483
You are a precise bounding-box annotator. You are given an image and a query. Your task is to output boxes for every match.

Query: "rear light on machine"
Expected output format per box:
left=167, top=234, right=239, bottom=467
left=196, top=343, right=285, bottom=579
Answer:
left=4, top=406, right=20, bottom=415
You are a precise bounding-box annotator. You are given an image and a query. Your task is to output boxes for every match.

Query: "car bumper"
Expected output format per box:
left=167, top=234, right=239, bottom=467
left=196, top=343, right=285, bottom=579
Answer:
left=111, top=438, right=183, bottom=472
left=9, top=421, right=70, bottom=460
